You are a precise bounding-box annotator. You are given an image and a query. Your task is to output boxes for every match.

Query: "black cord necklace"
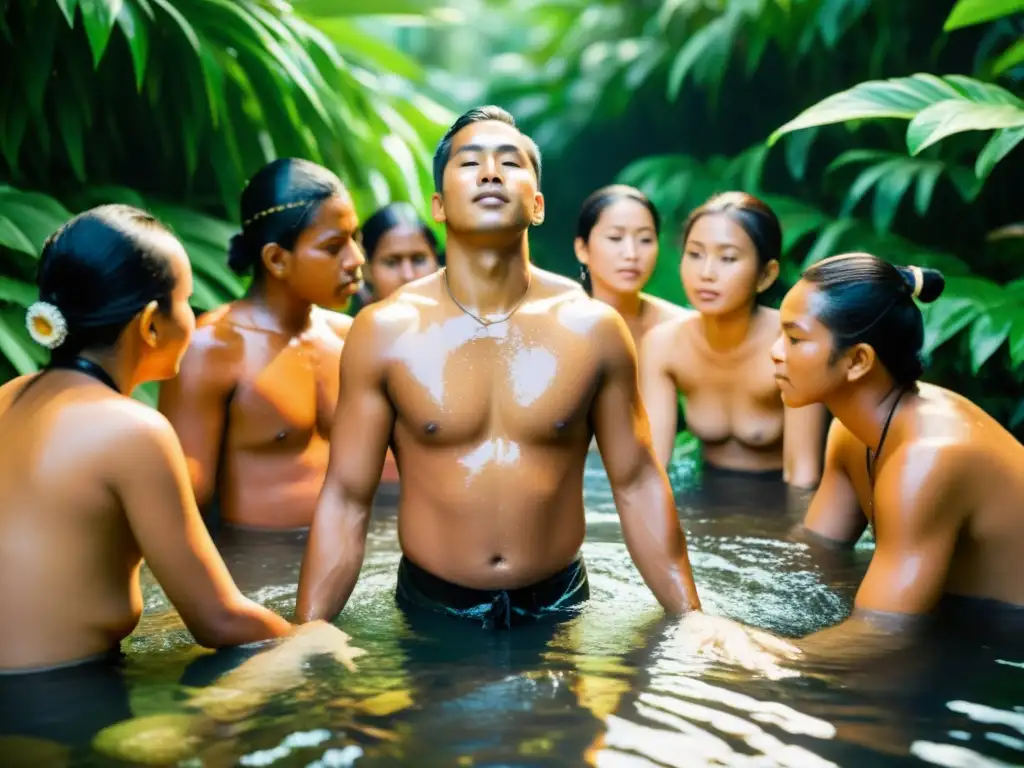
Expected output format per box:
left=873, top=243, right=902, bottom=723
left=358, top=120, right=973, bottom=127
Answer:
left=47, top=357, right=121, bottom=394
left=865, top=387, right=907, bottom=511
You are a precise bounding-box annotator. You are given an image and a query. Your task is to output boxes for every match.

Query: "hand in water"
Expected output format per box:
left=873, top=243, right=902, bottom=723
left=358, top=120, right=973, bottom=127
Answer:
left=676, top=612, right=801, bottom=679
left=284, top=620, right=367, bottom=671
left=187, top=621, right=366, bottom=721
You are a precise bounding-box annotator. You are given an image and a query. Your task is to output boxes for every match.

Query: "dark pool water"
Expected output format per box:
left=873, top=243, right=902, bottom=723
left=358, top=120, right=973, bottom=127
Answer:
left=4, top=453, right=1022, bottom=767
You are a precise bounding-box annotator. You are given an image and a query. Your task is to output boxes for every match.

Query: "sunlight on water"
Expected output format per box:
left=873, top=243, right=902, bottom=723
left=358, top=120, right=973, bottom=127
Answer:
left=4, top=452, right=1021, bottom=767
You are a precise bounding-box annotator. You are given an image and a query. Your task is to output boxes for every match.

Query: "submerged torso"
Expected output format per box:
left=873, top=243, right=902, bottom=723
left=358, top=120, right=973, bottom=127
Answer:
left=377, top=271, right=604, bottom=590
left=0, top=373, right=144, bottom=670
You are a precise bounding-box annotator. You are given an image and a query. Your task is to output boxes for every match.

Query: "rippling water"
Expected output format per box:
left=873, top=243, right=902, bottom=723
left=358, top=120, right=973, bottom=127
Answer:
left=4, top=454, right=1022, bottom=767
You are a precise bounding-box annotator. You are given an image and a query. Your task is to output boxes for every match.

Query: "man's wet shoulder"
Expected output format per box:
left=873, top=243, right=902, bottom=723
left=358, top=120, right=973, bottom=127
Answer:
left=355, top=277, right=442, bottom=332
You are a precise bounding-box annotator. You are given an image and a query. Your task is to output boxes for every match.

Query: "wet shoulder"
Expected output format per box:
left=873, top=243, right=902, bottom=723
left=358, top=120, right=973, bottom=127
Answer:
left=312, top=306, right=354, bottom=341
left=913, top=384, right=1016, bottom=453
left=351, top=272, right=443, bottom=345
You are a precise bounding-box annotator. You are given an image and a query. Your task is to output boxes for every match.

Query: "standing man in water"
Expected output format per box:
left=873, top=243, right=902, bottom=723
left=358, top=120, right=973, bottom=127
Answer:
left=296, top=106, right=703, bottom=626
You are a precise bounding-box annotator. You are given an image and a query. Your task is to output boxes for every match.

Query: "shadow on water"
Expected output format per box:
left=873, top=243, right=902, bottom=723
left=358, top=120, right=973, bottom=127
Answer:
left=2, top=453, right=1022, bottom=766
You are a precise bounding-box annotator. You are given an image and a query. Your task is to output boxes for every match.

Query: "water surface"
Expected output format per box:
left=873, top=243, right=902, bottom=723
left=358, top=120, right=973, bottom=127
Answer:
left=5, top=455, right=1022, bottom=767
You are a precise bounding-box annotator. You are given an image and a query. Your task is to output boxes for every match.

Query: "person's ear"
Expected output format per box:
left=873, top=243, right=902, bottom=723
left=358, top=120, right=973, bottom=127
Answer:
left=531, top=192, right=545, bottom=226
left=573, top=237, right=589, bottom=266
left=845, top=343, right=876, bottom=383
left=431, top=193, right=446, bottom=224
left=260, top=242, right=292, bottom=280
left=137, top=301, right=160, bottom=348
left=757, top=260, right=780, bottom=294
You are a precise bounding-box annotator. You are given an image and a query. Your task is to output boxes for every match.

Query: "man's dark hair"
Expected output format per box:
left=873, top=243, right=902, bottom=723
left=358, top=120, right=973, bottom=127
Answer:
left=432, top=106, right=542, bottom=193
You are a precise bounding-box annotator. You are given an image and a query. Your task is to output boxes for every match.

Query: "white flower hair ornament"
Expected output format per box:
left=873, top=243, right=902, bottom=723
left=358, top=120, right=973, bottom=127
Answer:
left=25, top=301, right=68, bottom=349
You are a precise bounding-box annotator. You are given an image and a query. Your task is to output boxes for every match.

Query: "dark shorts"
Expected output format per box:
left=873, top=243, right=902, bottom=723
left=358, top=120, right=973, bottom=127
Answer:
left=395, top=555, right=590, bottom=630
left=0, top=649, right=131, bottom=749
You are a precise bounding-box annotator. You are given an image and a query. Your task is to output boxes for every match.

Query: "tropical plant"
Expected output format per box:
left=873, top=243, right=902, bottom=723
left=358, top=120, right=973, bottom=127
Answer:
left=0, top=0, right=454, bottom=398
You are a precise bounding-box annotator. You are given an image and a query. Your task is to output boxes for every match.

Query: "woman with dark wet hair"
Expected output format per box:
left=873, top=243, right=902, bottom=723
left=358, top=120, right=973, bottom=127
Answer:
left=160, top=158, right=366, bottom=529
left=775, top=253, right=1024, bottom=634
left=356, top=202, right=441, bottom=306
left=639, top=192, right=827, bottom=487
left=575, top=185, right=691, bottom=350
left=0, top=204, right=301, bottom=674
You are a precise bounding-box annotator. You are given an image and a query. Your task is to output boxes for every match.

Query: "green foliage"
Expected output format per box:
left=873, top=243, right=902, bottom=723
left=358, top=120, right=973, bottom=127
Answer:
left=768, top=74, right=1024, bottom=181
left=943, top=0, right=1024, bottom=32
left=0, top=0, right=452, bottom=390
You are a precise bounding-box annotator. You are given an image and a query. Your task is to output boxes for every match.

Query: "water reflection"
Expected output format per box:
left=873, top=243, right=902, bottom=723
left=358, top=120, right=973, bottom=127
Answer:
left=2, top=455, right=1022, bottom=766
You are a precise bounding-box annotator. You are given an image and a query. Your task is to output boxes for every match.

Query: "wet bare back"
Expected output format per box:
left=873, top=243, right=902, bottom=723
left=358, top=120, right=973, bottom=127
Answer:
left=0, top=371, right=290, bottom=670
left=805, top=383, right=1024, bottom=610
left=160, top=304, right=351, bottom=529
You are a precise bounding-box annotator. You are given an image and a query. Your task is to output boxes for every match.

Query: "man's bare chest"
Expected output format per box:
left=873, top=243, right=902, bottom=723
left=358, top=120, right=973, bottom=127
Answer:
left=386, top=328, right=600, bottom=444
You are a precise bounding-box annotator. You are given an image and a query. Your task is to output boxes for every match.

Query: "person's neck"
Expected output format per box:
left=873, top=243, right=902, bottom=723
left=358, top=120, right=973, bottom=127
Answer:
left=699, top=303, right=758, bottom=353
left=74, top=349, right=136, bottom=395
left=825, top=372, right=909, bottom=453
left=443, top=232, right=532, bottom=316
left=243, top=277, right=313, bottom=336
left=592, top=282, right=642, bottom=319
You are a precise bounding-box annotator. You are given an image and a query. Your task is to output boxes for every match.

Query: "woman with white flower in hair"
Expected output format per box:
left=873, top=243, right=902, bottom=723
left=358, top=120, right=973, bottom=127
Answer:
left=0, top=205, right=355, bottom=690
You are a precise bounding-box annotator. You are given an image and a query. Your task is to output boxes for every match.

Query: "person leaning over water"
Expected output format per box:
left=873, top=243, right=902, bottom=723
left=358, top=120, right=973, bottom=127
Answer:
left=775, top=253, right=1024, bottom=646
left=159, top=158, right=365, bottom=530
left=294, top=106, right=797, bottom=670
left=0, top=204, right=352, bottom=677
left=574, top=184, right=692, bottom=350
left=639, top=192, right=827, bottom=487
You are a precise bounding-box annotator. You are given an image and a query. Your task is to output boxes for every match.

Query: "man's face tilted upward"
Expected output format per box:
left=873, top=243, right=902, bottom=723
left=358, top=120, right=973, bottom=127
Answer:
left=432, top=120, right=544, bottom=237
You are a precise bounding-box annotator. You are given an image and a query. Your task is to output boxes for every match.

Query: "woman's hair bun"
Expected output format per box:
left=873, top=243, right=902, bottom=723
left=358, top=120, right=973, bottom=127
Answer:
left=227, top=232, right=251, bottom=276
left=897, top=265, right=945, bottom=304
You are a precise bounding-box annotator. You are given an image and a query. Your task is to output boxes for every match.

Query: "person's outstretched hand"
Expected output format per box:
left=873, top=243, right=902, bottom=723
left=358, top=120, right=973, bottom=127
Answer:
left=187, top=621, right=366, bottom=721
left=674, top=612, right=801, bottom=679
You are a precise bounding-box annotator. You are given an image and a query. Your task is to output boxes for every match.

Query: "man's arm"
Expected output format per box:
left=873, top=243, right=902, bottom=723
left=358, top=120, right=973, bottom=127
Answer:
left=591, top=310, right=701, bottom=615
left=782, top=404, right=828, bottom=489
left=114, top=408, right=293, bottom=646
left=158, top=331, right=236, bottom=508
left=637, top=324, right=680, bottom=468
left=796, top=419, right=867, bottom=546
left=296, top=307, right=395, bottom=622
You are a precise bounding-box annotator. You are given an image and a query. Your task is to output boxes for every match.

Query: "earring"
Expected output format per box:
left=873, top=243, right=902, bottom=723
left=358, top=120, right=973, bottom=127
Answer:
left=579, top=264, right=590, bottom=283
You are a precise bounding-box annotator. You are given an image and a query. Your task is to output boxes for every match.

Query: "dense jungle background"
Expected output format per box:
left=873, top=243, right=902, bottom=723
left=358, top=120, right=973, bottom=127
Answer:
left=1, top=0, right=1022, bottom=438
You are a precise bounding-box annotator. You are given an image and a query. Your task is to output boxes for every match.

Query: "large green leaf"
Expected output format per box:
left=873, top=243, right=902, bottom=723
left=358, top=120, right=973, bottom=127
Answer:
left=908, top=100, right=1024, bottom=155
left=976, top=125, right=1024, bottom=180
left=768, top=74, right=963, bottom=144
left=0, top=215, right=37, bottom=255
left=115, top=0, right=150, bottom=91
left=770, top=74, right=1024, bottom=179
left=969, top=304, right=1014, bottom=373
left=0, top=186, right=73, bottom=255
left=79, top=0, right=124, bottom=67
left=992, top=39, right=1024, bottom=76
left=943, top=0, right=1024, bottom=32
left=0, top=276, right=37, bottom=308
left=0, top=310, right=41, bottom=376
left=55, top=0, right=81, bottom=26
